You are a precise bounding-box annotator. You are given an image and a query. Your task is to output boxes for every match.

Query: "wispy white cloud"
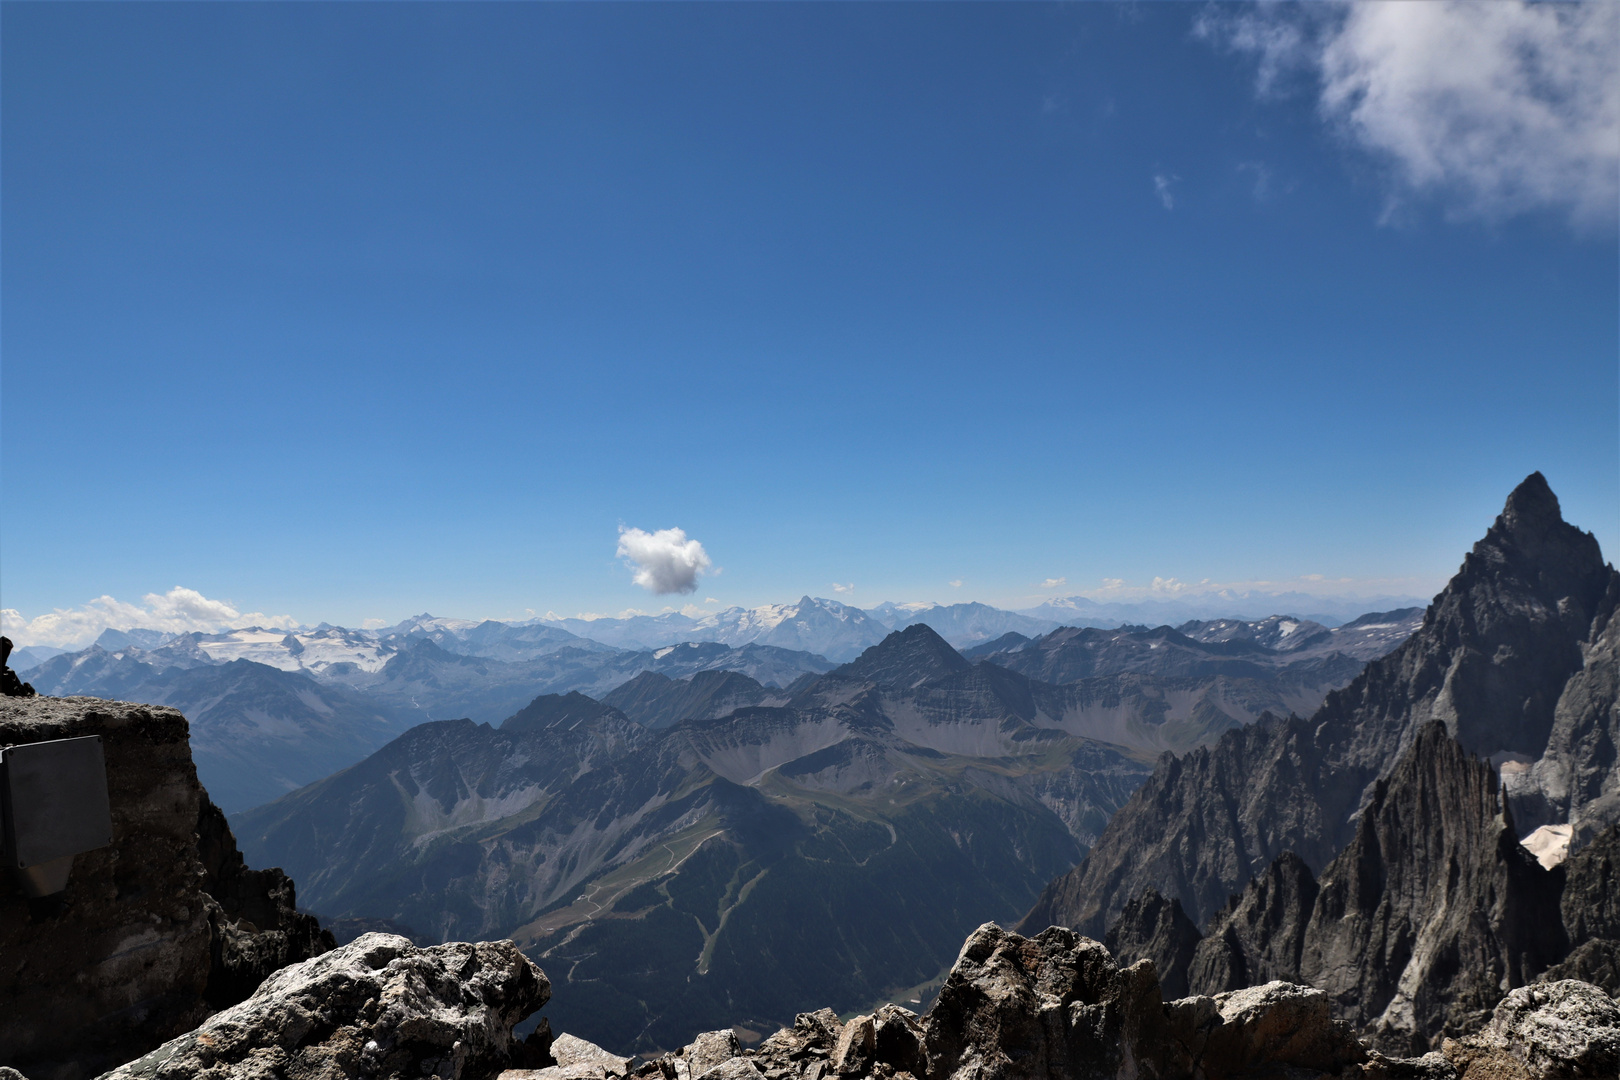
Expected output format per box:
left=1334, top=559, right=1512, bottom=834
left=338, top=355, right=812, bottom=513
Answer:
left=1152, top=172, right=1179, bottom=209
left=1040, top=577, right=1068, bottom=589
left=832, top=582, right=855, bottom=594
left=362, top=618, right=388, bottom=629
left=2, top=587, right=299, bottom=649
left=1200, top=1, right=1619, bottom=228
left=949, top=579, right=964, bottom=589
left=1237, top=160, right=1278, bottom=201
left=616, top=526, right=712, bottom=595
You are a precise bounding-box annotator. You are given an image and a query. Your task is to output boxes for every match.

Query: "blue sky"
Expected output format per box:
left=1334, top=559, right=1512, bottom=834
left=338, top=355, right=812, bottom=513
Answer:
left=3, top=2, right=1616, bottom=645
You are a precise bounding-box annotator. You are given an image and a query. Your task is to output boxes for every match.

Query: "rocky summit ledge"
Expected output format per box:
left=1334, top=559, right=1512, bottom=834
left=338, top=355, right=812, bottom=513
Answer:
left=0, top=696, right=332, bottom=1080
left=99, top=934, right=550, bottom=1080
left=503, top=923, right=1618, bottom=1080
left=67, top=918, right=1619, bottom=1080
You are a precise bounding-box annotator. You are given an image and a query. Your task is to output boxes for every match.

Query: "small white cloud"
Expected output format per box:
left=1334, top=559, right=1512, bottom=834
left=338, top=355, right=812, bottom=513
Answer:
left=1153, top=172, right=1179, bottom=209
left=949, top=580, right=964, bottom=588
left=616, top=526, right=712, bottom=595
left=704, top=597, right=719, bottom=604
left=3, top=586, right=299, bottom=649
left=832, top=583, right=855, bottom=594
left=362, top=618, right=387, bottom=629
left=1040, top=577, right=1068, bottom=589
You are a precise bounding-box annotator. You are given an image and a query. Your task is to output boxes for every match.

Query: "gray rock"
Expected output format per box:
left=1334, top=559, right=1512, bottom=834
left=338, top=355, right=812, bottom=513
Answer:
left=1187, top=852, right=1318, bottom=997
left=870, top=1005, right=925, bottom=1075
left=686, top=1030, right=743, bottom=1079
left=1104, top=887, right=1202, bottom=999
left=1200, top=981, right=1369, bottom=1077
left=830, top=1015, right=873, bottom=1076
left=0, top=696, right=332, bottom=1080
left=1561, top=823, right=1620, bottom=945
left=1503, top=577, right=1620, bottom=843
left=694, top=1061, right=761, bottom=1080
left=920, top=922, right=1367, bottom=1080
left=1444, top=979, right=1620, bottom=1079
left=99, top=933, right=549, bottom=1080
left=551, top=1033, right=632, bottom=1075
left=1299, top=723, right=1569, bottom=1055
left=1, top=635, right=37, bottom=696
left=1022, top=474, right=1619, bottom=938
left=1538, top=939, right=1620, bottom=994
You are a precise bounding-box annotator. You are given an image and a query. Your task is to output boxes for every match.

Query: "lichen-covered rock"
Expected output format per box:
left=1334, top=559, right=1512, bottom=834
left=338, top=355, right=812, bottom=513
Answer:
left=0, top=696, right=332, bottom=1080
left=1537, top=939, right=1620, bottom=994
left=1199, top=981, right=1368, bottom=1077
left=1443, top=980, right=1620, bottom=1079
left=686, top=1031, right=743, bottom=1079
left=747, top=1009, right=843, bottom=1080
left=101, top=933, right=549, bottom=1080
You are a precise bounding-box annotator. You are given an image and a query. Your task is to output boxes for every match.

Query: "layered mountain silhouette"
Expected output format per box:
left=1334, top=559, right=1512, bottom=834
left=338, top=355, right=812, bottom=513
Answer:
left=234, top=624, right=1150, bottom=1050
left=27, top=635, right=836, bottom=810
left=31, top=593, right=1403, bottom=812
left=229, top=604, right=1414, bottom=1053
left=1024, top=473, right=1620, bottom=1055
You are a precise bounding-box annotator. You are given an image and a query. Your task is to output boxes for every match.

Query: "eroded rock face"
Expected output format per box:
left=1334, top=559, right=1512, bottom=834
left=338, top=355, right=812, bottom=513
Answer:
left=1544, top=823, right=1620, bottom=995
left=1559, top=824, right=1620, bottom=946
left=1103, top=887, right=1202, bottom=1000
left=1022, top=474, right=1620, bottom=939
left=1300, top=724, right=1569, bottom=1055
left=1503, top=579, right=1620, bottom=845
left=0, top=696, right=333, bottom=1080
left=498, top=923, right=1620, bottom=1080
left=1443, top=980, right=1620, bottom=1080
left=103, top=933, right=548, bottom=1080
left=1188, top=851, right=1318, bottom=998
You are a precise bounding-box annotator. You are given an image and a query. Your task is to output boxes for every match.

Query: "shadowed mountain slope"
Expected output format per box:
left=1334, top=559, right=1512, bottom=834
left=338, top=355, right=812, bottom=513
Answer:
left=602, top=669, right=787, bottom=729
left=1021, top=473, right=1620, bottom=937
left=234, top=626, right=1154, bottom=1052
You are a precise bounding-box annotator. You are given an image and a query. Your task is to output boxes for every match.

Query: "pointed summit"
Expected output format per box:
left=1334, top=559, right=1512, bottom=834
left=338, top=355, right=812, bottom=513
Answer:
left=1476, top=472, right=1604, bottom=581
left=1502, top=471, right=1560, bottom=527
left=832, top=623, right=971, bottom=690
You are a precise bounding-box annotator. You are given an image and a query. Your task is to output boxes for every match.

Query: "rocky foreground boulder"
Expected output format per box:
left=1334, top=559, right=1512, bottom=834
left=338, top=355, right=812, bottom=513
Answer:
left=100, top=934, right=549, bottom=1080
left=503, top=923, right=1617, bottom=1080
left=64, top=915, right=1620, bottom=1080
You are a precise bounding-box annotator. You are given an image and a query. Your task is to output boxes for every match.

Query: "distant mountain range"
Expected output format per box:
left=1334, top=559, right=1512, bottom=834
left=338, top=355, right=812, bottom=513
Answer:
left=25, top=600, right=1420, bottom=813
left=10, top=593, right=1428, bottom=676
left=229, top=601, right=1421, bottom=1052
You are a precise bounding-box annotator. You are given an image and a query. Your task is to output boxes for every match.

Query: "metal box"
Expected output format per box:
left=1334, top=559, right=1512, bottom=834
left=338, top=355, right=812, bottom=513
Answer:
left=1, top=735, right=114, bottom=877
